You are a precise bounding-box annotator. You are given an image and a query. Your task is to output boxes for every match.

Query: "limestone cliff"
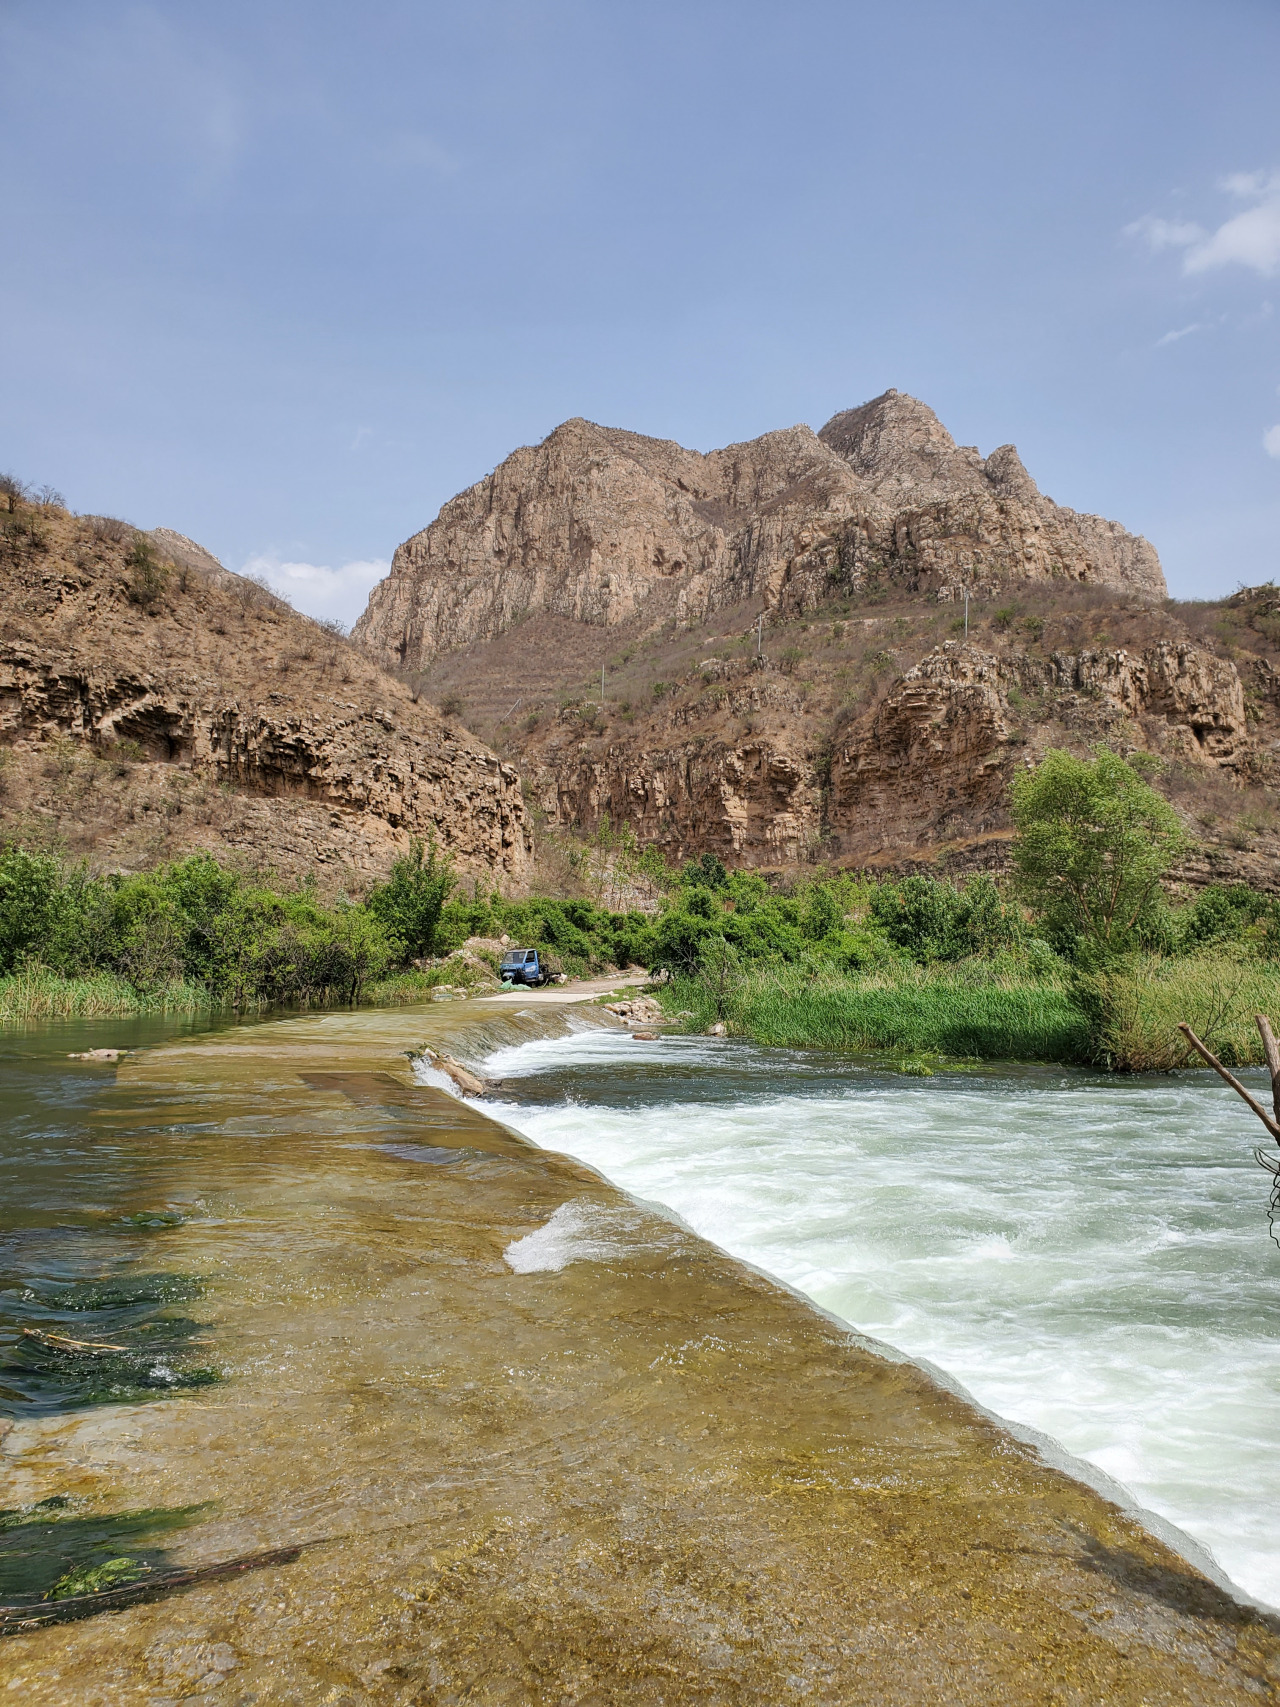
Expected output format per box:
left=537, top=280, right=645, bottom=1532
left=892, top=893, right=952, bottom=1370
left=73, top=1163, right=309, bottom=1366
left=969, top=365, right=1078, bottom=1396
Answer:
left=0, top=503, right=531, bottom=886
left=423, top=575, right=1280, bottom=887
left=355, top=391, right=1165, bottom=672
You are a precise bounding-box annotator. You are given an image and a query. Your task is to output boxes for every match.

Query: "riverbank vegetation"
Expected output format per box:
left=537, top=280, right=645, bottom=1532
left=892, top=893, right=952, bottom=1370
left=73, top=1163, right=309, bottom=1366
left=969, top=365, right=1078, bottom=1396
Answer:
left=647, top=750, right=1280, bottom=1070
left=5, top=747, right=1280, bottom=1071
left=665, top=956, right=1090, bottom=1067
left=0, top=838, right=652, bottom=1021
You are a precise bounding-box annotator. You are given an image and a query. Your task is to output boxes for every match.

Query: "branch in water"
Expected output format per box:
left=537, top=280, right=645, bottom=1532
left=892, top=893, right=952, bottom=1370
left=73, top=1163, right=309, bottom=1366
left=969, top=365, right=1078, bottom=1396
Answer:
left=0, top=1542, right=314, bottom=1635
left=1176, top=1019, right=1280, bottom=1143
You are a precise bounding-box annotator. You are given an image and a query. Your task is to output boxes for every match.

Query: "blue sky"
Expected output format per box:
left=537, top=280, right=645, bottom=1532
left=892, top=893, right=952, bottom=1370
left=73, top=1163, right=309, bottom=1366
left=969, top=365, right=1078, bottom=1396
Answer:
left=2, top=0, right=1279, bottom=622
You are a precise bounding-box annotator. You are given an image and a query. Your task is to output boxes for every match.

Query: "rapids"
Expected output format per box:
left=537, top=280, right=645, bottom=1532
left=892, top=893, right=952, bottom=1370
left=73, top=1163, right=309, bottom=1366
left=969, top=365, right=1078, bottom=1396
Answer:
left=464, top=1023, right=1280, bottom=1607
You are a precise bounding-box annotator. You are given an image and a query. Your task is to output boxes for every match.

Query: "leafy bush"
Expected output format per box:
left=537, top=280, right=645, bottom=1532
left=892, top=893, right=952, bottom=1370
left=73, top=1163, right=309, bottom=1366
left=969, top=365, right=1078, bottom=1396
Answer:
left=431, top=888, right=650, bottom=973
left=0, top=847, right=66, bottom=973
left=1011, top=747, right=1187, bottom=959
left=869, top=873, right=1024, bottom=963
left=365, top=839, right=455, bottom=961
left=680, top=852, right=728, bottom=890
left=0, top=850, right=394, bottom=1009
left=1178, top=882, right=1278, bottom=955
left=125, top=535, right=169, bottom=608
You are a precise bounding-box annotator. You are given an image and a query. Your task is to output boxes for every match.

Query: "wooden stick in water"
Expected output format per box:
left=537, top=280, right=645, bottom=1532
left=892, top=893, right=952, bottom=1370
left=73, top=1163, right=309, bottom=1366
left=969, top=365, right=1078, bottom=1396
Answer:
left=1177, top=1021, right=1280, bottom=1143
left=20, top=1328, right=129, bottom=1355
left=1256, top=1013, right=1280, bottom=1128
left=0, top=1542, right=311, bottom=1633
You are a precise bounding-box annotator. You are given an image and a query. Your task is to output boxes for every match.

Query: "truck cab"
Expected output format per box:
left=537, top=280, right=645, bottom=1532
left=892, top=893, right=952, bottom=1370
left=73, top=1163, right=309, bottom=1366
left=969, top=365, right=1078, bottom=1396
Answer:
left=499, top=948, right=547, bottom=986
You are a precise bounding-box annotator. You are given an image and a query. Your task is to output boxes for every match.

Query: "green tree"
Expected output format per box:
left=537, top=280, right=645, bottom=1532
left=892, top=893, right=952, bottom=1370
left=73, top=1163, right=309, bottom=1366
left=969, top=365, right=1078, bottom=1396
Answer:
left=0, top=846, right=64, bottom=973
left=365, top=839, right=456, bottom=963
left=1011, top=748, right=1187, bottom=958
left=124, top=534, right=169, bottom=608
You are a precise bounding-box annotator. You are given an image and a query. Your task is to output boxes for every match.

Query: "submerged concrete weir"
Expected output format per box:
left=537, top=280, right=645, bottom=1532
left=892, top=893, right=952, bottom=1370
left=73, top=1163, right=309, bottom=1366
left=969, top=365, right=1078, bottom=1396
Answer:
left=3, top=1000, right=1279, bottom=1702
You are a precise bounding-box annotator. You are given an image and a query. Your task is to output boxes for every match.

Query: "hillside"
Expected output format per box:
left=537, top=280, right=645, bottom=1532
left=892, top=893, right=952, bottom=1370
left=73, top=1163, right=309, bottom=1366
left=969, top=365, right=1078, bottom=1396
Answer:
left=0, top=496, right=531, bottom=888
left=357, top=388, right=1280, bottom=884
left=354, top=390, right=1165, bottom=672
left=6, top=392, right=1272, bottom=897
left=406, top=579, right=1280, bottom=886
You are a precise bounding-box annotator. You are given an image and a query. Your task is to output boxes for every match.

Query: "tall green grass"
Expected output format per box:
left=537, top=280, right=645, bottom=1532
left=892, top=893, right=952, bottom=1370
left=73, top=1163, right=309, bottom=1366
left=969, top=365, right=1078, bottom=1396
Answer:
left=663, top=961, right=1091, bottom=1063
left=665, top=952, right=1280, bottom=1073
left=1083, top=953, right=1280, bottom=1071
left=0, top=968, right=211, bottom=1021
left=0, top=953, right=498, bottom=1020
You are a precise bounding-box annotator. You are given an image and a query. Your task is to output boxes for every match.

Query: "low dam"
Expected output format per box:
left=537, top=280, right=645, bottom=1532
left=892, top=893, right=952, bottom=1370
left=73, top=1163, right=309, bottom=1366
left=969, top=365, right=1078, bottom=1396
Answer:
left=2, top=998, right=1279, bottom=1703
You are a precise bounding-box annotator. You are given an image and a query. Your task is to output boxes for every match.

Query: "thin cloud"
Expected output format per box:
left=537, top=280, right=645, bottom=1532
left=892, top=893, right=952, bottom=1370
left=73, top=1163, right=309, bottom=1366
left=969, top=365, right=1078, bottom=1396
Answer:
left=1127, top=214, right=1205, bottom=251
left=1264, top=425, right=1280, bottom=460
left=242, top=553, right=388, bottom=626
left=1156, top=323, right=1201, bottom=346
left=1128, top=173, right=1280, bottom=277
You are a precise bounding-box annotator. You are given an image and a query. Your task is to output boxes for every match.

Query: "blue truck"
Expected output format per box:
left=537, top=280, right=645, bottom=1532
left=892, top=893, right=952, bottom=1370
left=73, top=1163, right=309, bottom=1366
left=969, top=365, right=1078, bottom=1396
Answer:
left=499, top=948, right=550, bottom=987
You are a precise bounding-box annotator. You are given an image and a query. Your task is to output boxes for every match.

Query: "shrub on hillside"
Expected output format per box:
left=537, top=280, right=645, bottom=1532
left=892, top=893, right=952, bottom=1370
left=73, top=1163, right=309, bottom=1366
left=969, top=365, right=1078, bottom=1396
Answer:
left=365, top=839, right=456, bottom=961
left=125, top=534, right=169, bottom=608
left=1011, top=747, right=1187, bottom=960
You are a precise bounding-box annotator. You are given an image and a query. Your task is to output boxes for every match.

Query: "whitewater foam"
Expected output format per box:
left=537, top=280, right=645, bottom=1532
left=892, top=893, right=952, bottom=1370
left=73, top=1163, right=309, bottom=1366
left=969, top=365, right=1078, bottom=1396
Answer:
left=466, top=1028, right=1280, bottom=1607
left=505, top=1200, right=637, bottom=1273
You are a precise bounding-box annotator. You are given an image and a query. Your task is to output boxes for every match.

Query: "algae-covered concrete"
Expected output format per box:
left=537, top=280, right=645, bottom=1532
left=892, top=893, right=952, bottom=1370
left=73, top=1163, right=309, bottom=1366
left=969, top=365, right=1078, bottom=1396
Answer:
left=3, top=1002, right=1278, bottom=1703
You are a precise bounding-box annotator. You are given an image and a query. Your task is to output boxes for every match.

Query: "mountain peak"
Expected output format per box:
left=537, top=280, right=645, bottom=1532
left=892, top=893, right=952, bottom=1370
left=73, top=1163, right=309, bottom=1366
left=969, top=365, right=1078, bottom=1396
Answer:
left=818, top=391, right=985, bottom=501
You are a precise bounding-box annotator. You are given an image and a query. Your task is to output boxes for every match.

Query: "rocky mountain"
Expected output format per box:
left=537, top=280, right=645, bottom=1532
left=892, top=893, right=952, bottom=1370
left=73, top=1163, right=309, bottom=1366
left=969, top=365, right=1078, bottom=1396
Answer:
left=7, top=394, right=1266, bottom=897
left=409, top=570, right=1280, bottom=888
left=0, top=500, right=531, bottom=886
left=349, top=388, right=1280, bottom=886
left=355, top=391, right=1166, bottom=672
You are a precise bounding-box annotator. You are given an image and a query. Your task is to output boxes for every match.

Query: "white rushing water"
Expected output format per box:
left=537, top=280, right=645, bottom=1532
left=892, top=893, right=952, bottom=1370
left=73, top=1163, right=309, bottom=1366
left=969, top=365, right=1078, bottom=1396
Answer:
left=461, top=1027, right=1280, bottom=1607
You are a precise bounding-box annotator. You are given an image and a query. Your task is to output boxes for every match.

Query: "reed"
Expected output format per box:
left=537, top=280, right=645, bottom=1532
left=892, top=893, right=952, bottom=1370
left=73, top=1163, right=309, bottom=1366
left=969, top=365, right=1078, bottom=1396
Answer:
left=1084, top=953, right=1280, bottom=1071
left=666, top=962, right=1090, bottom=1063
left=0, top=968, right=211, bottom=1021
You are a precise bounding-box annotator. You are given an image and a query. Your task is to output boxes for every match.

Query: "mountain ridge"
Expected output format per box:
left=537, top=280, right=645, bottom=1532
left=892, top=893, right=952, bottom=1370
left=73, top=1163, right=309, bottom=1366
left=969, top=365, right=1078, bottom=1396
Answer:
left=354, top=390, right=1166, bottom=673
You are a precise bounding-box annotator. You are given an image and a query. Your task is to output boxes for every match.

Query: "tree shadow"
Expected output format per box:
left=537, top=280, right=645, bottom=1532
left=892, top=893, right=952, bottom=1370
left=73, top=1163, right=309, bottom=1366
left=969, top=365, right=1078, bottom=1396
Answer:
left=1076, top=1532, right=1280, bottom=1635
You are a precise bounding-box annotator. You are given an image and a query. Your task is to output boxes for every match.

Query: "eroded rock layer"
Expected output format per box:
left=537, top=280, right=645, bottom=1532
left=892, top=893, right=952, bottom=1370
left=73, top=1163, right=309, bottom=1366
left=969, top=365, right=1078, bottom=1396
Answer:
left=0, top=506, right=531, bottom=884
left=441, top=573, right=1280, bottom=886
left=355, top=391, right=1165, bottom=672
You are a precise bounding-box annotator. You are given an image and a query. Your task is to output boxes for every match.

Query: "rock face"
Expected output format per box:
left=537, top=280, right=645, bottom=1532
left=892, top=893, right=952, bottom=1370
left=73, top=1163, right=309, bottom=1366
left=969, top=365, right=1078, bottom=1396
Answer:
left=541, top=669, right=824, bottom=866
left=506, top=609, right=1271, bottom=878
left=827, top=640, right=1250, bottom=859
left=0, top=505, right=531, bottom=885
left=355, top=391, right=1165, bottom=671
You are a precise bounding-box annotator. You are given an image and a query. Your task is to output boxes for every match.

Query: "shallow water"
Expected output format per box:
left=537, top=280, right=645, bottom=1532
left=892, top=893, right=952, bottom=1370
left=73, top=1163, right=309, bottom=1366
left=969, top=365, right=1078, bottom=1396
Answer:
left=5, top=1004, right=1280, bottom=1700
left=467, top=1024, right=1280, bottom=1607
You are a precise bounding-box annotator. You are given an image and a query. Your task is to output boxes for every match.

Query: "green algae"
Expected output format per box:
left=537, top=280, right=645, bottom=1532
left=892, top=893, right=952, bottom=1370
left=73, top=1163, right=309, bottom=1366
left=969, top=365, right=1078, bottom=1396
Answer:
left=0, top=1501, right=204, bottom=1606
left=0, top=1271, right=220, bottom=1414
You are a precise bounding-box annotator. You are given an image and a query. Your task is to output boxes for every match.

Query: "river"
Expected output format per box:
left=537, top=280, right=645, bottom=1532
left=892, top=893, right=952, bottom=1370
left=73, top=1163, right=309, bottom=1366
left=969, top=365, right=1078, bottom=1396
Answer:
left=460, top=1020, right=1280, bottom=1609
left=4, top=1003, right=1279, bottom=1701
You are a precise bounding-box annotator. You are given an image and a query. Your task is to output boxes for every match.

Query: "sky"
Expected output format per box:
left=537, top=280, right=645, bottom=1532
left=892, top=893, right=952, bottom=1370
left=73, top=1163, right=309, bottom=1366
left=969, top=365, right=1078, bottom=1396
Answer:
left=2, top=0, right=1279, bottom=623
